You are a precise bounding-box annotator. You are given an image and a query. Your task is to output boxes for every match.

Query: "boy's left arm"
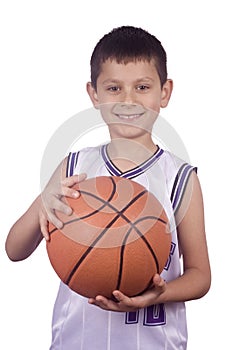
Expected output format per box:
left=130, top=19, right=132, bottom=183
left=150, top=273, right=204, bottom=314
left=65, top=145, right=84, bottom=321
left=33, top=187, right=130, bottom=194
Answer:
left=89, top=172, right=211, bottom=312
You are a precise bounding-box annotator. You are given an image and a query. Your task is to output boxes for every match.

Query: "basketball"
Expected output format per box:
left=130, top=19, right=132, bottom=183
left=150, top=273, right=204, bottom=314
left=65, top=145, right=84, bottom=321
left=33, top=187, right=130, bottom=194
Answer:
left=47, top=176, right=171, bottom=299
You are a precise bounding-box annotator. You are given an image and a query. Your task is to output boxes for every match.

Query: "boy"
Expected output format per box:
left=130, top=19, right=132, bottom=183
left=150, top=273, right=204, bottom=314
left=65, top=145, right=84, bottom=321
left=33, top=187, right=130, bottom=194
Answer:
left=6, top=26, right=211, bottom=349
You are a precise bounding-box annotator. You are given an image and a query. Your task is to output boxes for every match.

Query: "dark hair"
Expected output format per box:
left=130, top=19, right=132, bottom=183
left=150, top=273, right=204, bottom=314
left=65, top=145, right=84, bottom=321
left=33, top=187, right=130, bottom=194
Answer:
left=90, top=26, right=167, bottom=90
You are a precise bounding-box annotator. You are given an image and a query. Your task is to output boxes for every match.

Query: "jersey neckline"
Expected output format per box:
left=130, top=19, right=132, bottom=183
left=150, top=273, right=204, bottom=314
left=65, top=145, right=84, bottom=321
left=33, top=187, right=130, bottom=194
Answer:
left=101, top=144, right=164, bottom=179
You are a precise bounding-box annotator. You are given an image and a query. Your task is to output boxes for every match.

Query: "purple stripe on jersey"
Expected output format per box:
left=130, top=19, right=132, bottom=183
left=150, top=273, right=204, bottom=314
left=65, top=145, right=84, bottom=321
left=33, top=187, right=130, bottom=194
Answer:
left=172, top=165, right=196, bottom=212
left=101, top=144, right=164, bottom=179
left=170, top=163, right=186, bottom=204
left=67, top=152, right=79, bottom=177
left=66, top=152, right=72, bottom=177
left=172, top=165, right=190, bottom=210
left=123, top=148, right=164, bottom=179
left=101, top=146, right=121, bottom=176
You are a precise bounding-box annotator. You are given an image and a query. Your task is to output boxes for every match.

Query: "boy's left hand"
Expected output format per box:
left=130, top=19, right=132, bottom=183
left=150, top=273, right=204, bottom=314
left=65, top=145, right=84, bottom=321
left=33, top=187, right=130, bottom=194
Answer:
left=88, top=274, right=166, bottom=312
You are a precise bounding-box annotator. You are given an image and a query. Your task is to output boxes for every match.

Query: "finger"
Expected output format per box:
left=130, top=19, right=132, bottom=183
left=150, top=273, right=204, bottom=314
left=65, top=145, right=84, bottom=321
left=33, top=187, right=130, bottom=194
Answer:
left=112, top=291, right=142, bottom=310
left=39, top=214, right=50, bottom=241
left=95, top=295, right=113, bottom=308
left=60, top=174, right=87, bottom=198
left=89, top=296, right=118, bottom=311
left=61, top=186, right=80, bottom=199
left=49, top=197, right=73, bottom=216
left=88, top=298, right=95, bottom=304
left=62, top=173, right=87, bottom=187
left=46, top=211, right=64, bottom=230
left=88, top=296, right=106, bottom=308
left=112, top=290, right=128, bottom=303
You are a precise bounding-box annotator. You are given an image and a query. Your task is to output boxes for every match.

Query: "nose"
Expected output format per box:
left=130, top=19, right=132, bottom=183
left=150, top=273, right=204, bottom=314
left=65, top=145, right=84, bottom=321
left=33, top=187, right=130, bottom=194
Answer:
left=120, top=88, right=137, bottom=107
left=113, top=97, right=144, bottom=115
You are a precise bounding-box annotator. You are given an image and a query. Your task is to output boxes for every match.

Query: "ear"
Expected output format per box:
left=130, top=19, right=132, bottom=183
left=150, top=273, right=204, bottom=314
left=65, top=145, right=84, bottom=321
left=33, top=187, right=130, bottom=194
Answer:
left=160, top=79, right=173, bottom=108
left=86, top=82, right=99, bottom=108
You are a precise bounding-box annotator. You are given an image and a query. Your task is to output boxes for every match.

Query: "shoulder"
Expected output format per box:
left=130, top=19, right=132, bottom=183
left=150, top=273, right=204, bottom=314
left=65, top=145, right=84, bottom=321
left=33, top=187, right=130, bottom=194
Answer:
left=69, top=145, right=101, bottom=157
left=159, top=149, right=196, bottom=174
left=66, top=145, right=103, bottom=177
left=159, top=150, right=197, bottom=214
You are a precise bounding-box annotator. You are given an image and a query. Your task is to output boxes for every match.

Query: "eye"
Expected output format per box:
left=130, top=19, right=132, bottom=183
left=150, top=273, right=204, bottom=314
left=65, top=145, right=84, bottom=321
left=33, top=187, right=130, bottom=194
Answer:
left=136, top=85, right=150, bottom=91
left=107, top=86, right=120, bottom=92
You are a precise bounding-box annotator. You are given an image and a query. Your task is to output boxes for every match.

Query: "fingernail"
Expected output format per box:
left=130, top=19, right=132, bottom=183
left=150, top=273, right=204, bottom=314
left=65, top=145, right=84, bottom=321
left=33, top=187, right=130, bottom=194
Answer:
left=57, top=221, right=64, bottom=229
left=65, top=207, right=73, bottom=215
left=72, top=191, right=79, bottom=198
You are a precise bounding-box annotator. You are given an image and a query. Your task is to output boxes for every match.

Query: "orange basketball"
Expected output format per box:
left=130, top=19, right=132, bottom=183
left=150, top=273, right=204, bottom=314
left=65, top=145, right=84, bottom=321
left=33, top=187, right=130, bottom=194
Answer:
left=47, top=176, right=171, bottom=299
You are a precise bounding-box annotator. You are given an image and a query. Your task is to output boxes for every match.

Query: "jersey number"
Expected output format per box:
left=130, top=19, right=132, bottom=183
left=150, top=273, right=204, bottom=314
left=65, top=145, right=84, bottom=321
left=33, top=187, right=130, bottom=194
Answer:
left=125, top=243, right=175, bottom=326
left=125, top=304, right=166, bottom=326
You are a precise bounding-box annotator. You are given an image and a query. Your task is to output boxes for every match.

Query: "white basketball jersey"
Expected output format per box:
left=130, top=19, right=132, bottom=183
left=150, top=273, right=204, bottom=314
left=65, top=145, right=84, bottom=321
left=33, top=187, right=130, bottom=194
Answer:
left=50, top=145, right=196, bottom=350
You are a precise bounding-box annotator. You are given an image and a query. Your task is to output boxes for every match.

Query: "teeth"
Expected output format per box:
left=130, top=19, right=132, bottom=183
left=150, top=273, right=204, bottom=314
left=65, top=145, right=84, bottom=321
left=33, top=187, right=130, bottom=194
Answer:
left=117, top=114, right=141, bottom=119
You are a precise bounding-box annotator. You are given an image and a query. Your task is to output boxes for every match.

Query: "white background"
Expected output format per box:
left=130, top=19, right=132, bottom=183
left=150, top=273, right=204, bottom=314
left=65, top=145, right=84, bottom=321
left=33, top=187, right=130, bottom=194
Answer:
left=0, top=0, right=232, bottom=349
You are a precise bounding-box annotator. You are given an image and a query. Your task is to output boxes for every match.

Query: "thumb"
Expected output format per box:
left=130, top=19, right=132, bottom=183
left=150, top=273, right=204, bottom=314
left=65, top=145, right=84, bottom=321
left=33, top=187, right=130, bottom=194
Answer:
left=39, top=211, right=50, bottom=241
left=153, top=274, right=166, bottom=292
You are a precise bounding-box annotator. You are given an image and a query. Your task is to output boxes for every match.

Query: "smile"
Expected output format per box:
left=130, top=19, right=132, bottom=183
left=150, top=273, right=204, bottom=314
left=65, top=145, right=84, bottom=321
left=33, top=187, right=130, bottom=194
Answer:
left=115, top=113, right=144, bottom=120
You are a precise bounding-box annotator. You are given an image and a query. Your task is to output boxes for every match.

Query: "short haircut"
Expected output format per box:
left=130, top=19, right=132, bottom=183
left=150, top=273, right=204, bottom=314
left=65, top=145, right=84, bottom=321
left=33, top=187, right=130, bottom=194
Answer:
left=90, top=26, right=167, bottom=90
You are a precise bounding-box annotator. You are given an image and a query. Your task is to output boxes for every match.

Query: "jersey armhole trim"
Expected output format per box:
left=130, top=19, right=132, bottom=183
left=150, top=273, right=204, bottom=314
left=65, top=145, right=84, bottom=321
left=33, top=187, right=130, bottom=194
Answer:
left=66, top=152, right=79, bottom=177
left=170, top=163, right=197, bottom=214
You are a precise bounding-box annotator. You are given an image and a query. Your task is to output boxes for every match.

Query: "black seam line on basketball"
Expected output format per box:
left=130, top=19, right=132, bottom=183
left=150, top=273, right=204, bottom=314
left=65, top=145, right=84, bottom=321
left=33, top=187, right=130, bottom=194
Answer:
left=65, top=189, right=148, bottom=285
left=116, top=216, right=162, bottom=291
left=57, top=187, right=148, bottom=234
left=126, top=278, right=154, bottom=298
left=48, top=177, right=117, bottom=235
left=53, top=193, right=166, bottom=235
left=135, top=279, right=154, bottom=297
left=64, top=189, right=148, bottom=285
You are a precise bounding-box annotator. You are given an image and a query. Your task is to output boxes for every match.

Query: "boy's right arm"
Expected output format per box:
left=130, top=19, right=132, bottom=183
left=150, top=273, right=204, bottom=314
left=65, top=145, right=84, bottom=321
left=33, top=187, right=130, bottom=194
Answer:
left=5, top=195, right=45, bottom=261
left=5, top=157, right=86, bottom=261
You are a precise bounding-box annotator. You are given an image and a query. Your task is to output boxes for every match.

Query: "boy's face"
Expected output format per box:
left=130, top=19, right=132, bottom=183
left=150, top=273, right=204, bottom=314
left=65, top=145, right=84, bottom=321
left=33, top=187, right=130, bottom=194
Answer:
left=87, top=59, right=172, bottom=141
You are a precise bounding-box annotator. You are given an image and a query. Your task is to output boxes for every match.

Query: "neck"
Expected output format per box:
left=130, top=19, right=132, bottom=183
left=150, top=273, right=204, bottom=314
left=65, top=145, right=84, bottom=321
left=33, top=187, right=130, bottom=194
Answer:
left=107, top=137, right=158, bottom=166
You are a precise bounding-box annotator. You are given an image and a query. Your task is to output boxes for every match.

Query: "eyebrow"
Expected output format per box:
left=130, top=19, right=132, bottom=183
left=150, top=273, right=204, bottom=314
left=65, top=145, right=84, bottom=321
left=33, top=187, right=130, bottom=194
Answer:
left=102, top=79, right=120, bottom=85
left=102, top=77, right=155, bottom=85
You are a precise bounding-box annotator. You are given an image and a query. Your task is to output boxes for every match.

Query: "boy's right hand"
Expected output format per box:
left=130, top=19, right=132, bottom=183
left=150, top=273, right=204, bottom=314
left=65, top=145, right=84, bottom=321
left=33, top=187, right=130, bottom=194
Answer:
left=39, top=173, right=86, bottom=241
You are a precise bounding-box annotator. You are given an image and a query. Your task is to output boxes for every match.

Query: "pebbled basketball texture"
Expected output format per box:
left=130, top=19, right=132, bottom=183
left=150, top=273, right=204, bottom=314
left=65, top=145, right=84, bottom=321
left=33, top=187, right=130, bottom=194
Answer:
left=47, top=176, right=171, bottom=299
